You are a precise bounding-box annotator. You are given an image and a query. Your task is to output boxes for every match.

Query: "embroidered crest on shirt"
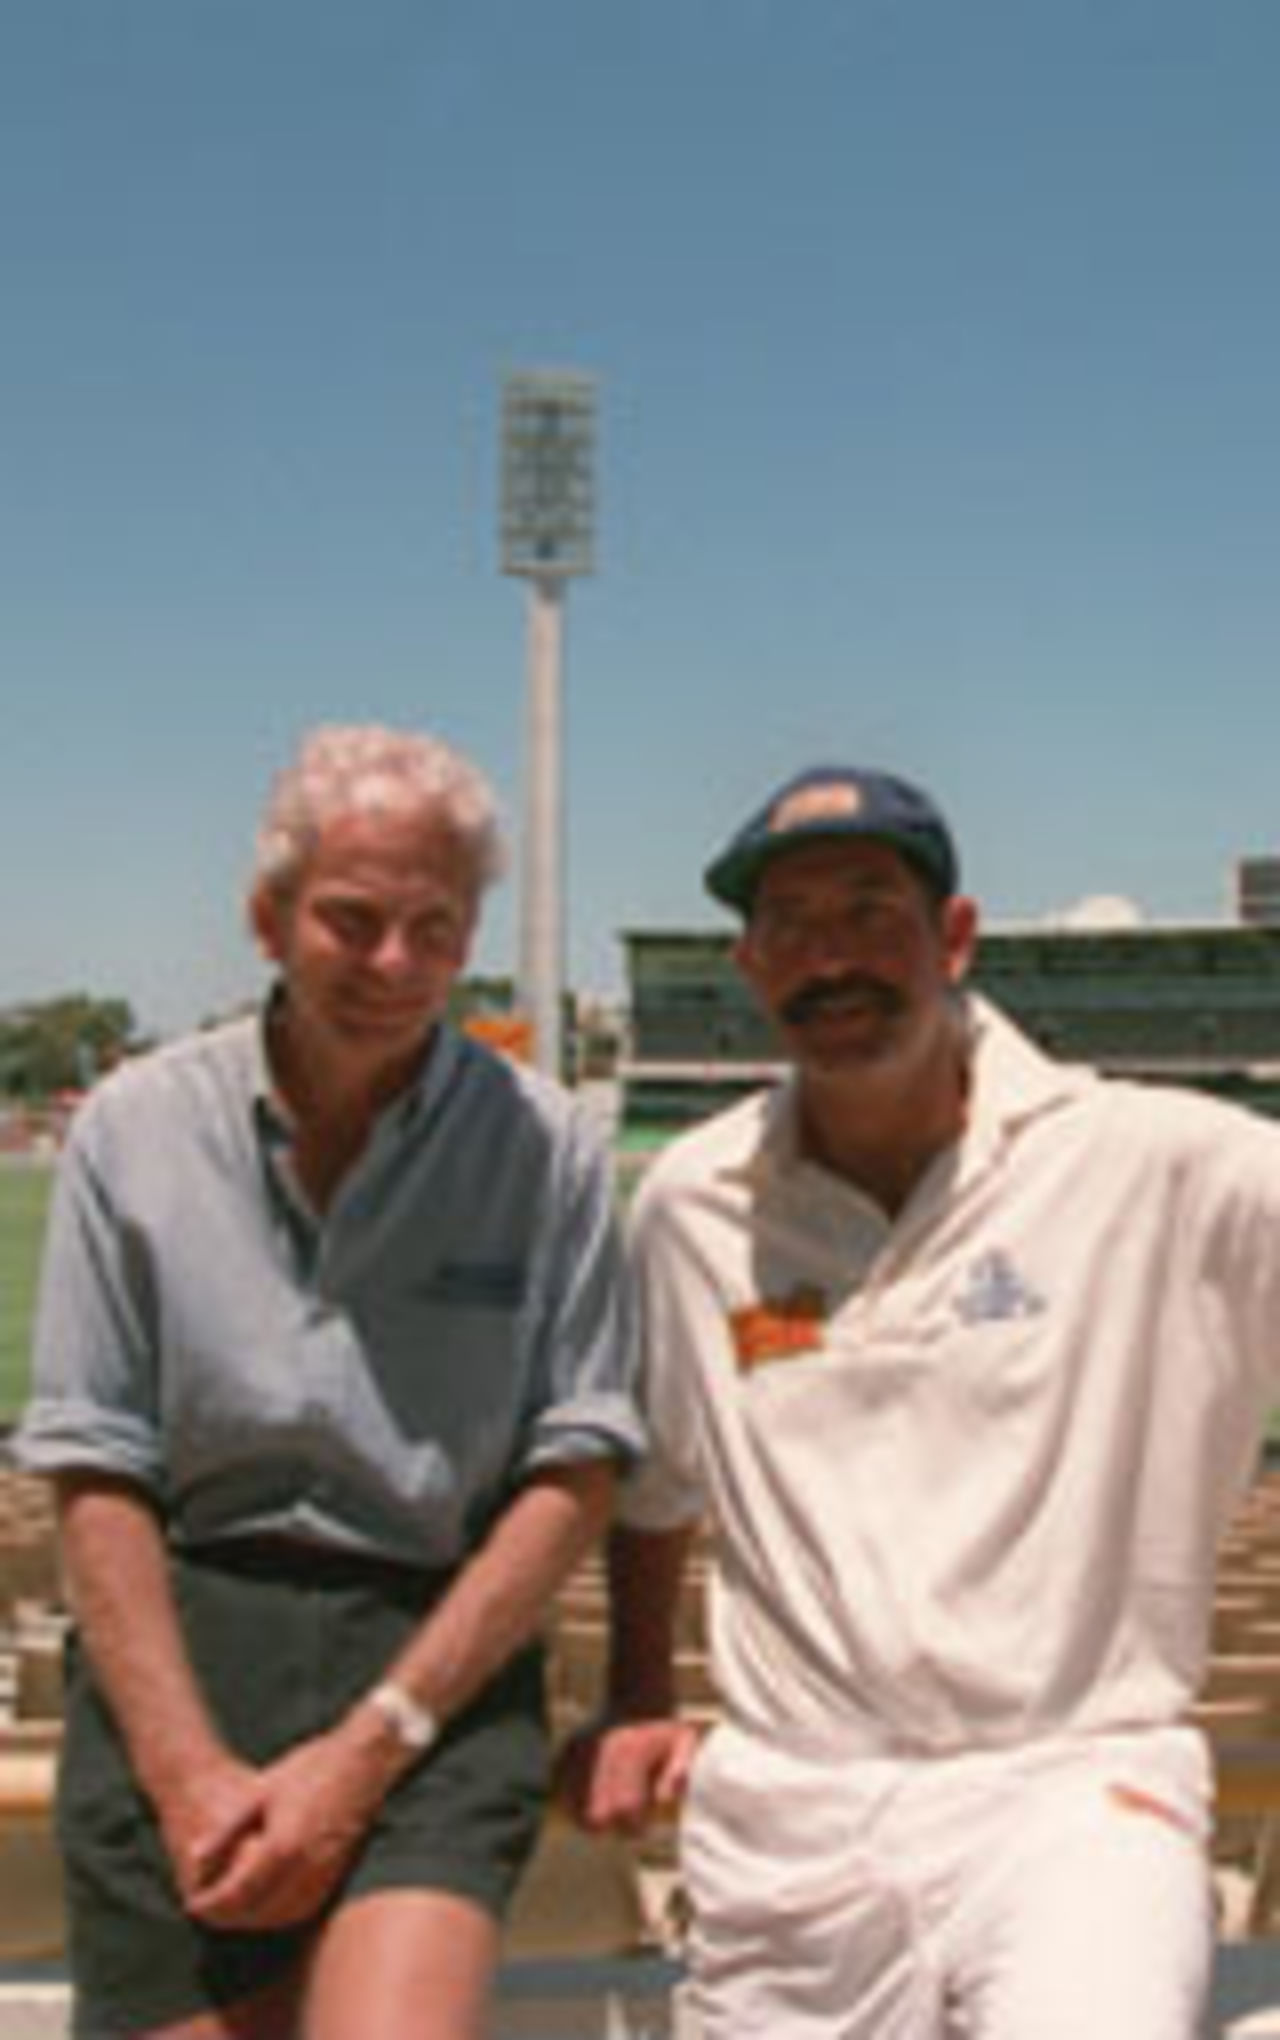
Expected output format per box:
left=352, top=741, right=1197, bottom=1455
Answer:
left=729, top=1285, right=827, bottom=1370
left=951, top=1250, right=1045, bottom=1326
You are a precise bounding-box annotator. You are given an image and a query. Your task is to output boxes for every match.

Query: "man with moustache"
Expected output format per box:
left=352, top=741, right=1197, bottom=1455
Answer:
left=17, top=724, right=642, bottom=2040
left=567, top=764, right=1280, bottom=2039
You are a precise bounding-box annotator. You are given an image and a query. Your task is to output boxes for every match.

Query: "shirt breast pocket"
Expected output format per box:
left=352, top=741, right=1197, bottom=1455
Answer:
left=352, top=1262, right=532, bottom=1448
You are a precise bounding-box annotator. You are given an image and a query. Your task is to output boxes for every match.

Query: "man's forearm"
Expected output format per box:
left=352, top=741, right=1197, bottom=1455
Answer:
left=56, top=1473, right=226, bottom=1802
left=554, top=1521, right=702, bottom=1835
left=368, top=1459, right=617, bottom=1738
left=605, top=1522, right=696, bottom=1718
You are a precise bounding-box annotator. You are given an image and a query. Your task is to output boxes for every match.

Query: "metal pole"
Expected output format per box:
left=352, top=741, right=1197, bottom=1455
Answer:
left=520, top=573, right=565, bottom=1079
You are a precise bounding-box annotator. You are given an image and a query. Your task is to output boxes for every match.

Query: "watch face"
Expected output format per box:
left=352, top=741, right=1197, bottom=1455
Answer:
left=371, top=1681, right=438, bottom=1751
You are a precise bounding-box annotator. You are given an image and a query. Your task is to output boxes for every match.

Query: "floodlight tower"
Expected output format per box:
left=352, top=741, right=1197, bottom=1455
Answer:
left=499, top=370, right=597, bottom=1080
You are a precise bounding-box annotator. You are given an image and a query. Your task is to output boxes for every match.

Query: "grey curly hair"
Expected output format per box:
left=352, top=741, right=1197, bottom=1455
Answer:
left=253, top=724, right=507, bottom=901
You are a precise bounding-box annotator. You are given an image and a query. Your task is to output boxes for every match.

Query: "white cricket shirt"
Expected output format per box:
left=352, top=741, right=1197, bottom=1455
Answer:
left=622, top=998, right=1280, bottom=1754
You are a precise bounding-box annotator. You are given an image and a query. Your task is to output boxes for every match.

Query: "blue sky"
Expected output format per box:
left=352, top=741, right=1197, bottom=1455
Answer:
left=1, top=0, right=1278, bottom=1034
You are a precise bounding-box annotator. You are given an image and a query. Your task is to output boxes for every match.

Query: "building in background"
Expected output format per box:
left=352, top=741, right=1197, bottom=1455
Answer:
left=1238, top=856, right=1280, bottom=930
left=620, top=894, right=1280, bottom=1132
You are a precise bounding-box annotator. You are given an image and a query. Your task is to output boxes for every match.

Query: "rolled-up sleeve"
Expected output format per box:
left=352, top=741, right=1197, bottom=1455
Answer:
left=520, top=1109, right=646, bottom=1475
left=15, top=1100, right=164, bottom=1491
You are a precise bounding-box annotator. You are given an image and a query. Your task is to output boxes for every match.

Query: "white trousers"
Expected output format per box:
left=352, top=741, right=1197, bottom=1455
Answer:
left=679, top=1723, right=1215, bottom=2040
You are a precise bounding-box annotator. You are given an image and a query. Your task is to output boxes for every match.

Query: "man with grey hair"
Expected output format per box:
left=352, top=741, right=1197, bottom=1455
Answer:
left=18, top=723, right=643, bottom=2039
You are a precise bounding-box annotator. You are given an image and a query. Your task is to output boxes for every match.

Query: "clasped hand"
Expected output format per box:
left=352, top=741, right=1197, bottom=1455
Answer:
left=160, top=1723, right=392, bottom=1932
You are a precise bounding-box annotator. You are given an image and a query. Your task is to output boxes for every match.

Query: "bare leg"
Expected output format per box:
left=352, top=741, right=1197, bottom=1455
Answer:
left=302, top=1889, right=501, bottom=2040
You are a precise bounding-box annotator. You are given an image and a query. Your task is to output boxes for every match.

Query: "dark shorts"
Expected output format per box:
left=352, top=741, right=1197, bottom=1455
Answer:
left=58, top=1541, right=549, bottom=2035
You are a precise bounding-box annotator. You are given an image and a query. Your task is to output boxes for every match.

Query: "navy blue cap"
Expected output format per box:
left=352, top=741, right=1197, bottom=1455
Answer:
left=704, top=765, right=960, bottom=912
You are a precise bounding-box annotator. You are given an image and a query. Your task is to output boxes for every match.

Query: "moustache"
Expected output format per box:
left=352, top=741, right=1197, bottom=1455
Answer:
left=779, top=973, right=905, bottom=1028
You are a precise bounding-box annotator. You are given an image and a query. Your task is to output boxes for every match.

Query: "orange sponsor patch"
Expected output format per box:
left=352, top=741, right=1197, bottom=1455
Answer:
left=729, top=1286, right=827, bottom=1371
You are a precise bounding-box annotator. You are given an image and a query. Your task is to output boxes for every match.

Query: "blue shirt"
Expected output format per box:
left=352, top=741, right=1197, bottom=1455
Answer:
left=16, top=1011, right=643, bottom=1566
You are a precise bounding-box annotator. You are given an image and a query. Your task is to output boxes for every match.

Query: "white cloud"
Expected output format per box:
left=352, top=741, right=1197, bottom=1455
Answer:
left=1046, top=894, right=1146, bottom=931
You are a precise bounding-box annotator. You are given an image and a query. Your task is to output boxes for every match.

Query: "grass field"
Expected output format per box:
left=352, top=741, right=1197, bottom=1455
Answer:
left=0, top=1157, right=52, bottom=1422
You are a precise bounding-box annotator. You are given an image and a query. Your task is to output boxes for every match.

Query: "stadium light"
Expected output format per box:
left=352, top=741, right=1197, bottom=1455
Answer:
left=500, top=370, right=598, bottom=1079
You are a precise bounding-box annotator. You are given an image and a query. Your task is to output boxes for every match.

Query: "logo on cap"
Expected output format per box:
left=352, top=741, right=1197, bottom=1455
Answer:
left=769, top=781, right=863, bottom=836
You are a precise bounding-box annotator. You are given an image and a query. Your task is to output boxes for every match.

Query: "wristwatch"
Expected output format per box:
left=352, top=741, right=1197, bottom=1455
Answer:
left=367, top=1680, right=440, bottom=1754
